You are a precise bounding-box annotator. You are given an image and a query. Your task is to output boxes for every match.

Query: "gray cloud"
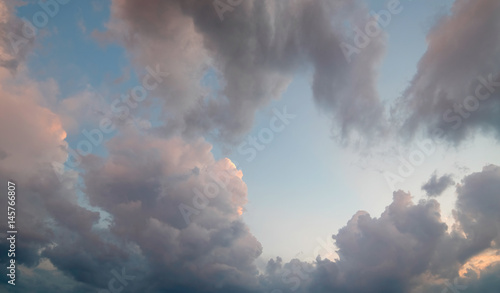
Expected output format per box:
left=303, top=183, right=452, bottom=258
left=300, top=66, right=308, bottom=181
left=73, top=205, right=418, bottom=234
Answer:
left=75, top=132, right=263, bottom=292
left=392, top=0, right=500, bottom=145
left=97, top=0, right=388, bottom=147
left=311, top=191, right=449, bottom=293
left=454, top=165, right=500, bottom=262
left=261, top=166, right=500, bottom=293
left=422, top=172, right=455, bottom=197
left=0, top=63, right=111, bottom=292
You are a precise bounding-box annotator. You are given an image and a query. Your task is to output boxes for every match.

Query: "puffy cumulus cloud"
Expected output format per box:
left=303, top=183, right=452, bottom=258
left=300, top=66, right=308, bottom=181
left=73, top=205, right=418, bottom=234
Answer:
left=393, top=0, right=500, bottom=145
left=259, top=256, right=316, bottom=293
left=0, top=5, right=124, bottom=290
left=429, top=165, right=500, bottom=292
left=0, top=53, right=106, bottom=293
left=0, top=107, right=263, bottom=291
left=308, top=191, right=449, bottom=293
left=97, top=0, right=388, bottom=146
left=454, top=165, right=500, bottom=262
left=259, top=166, right=500, bottom=293
left=309, top=166, right=500, bottom=293
left=422, top=172, right=455, bottom=197
left=76, top=132, right=263, bottom=292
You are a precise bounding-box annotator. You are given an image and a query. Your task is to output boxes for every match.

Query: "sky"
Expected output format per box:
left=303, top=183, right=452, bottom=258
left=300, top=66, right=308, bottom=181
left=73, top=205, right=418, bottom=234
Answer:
left=0, top=0, right=500, bottom=292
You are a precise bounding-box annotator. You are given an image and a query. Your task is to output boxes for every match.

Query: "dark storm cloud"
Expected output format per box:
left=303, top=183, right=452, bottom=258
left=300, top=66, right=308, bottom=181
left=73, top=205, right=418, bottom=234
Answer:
left=422, top=172, right=455, bottom=197
left=98, top=0, right=388, bottom=146
left=393, top=0, right=500, bottom=145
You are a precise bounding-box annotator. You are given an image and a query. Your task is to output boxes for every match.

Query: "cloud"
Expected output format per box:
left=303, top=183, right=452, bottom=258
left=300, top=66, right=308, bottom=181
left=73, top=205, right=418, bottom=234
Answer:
left=393, top=0, right=500, bottom=145
left=0, top=0, right=35, bottom=73
left=1, top=53, right=498, bottom=292
left=51, top=131, right=261, bottom=292
left=0, top=110, right=264, bottom=292
left=310, top=191, right=449, bottom=293
left=454, top=165, right=500, bottom=262
left=0, top=3, right=263, bottom=291
left=2, top=81, right=500, bottom=293
left=262, top=166, right=500, bottom=293
left=0, top=7, right=128, bottom=290
left=96, top=0, right=388, bottom=146
left=0, top=56, right=104, bottom=293
left=422, top=172, right=455, bottom=197
left=2, top=1, right=500, bottom=292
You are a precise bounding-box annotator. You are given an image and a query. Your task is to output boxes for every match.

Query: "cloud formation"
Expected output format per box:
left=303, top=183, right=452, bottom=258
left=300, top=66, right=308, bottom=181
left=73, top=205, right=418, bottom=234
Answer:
left=292, top=166, right=500, bottom=293
left=80, top=132, right=262, bottom=292
left=97, top=0, right=388, bottom=146
left=5, top=137, right=499, bottom=293
left=257, top=165, right=500, bottom=293
left=0, top=58, right=103, bottom=293
left=1, top=1, right=500, bottom=292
